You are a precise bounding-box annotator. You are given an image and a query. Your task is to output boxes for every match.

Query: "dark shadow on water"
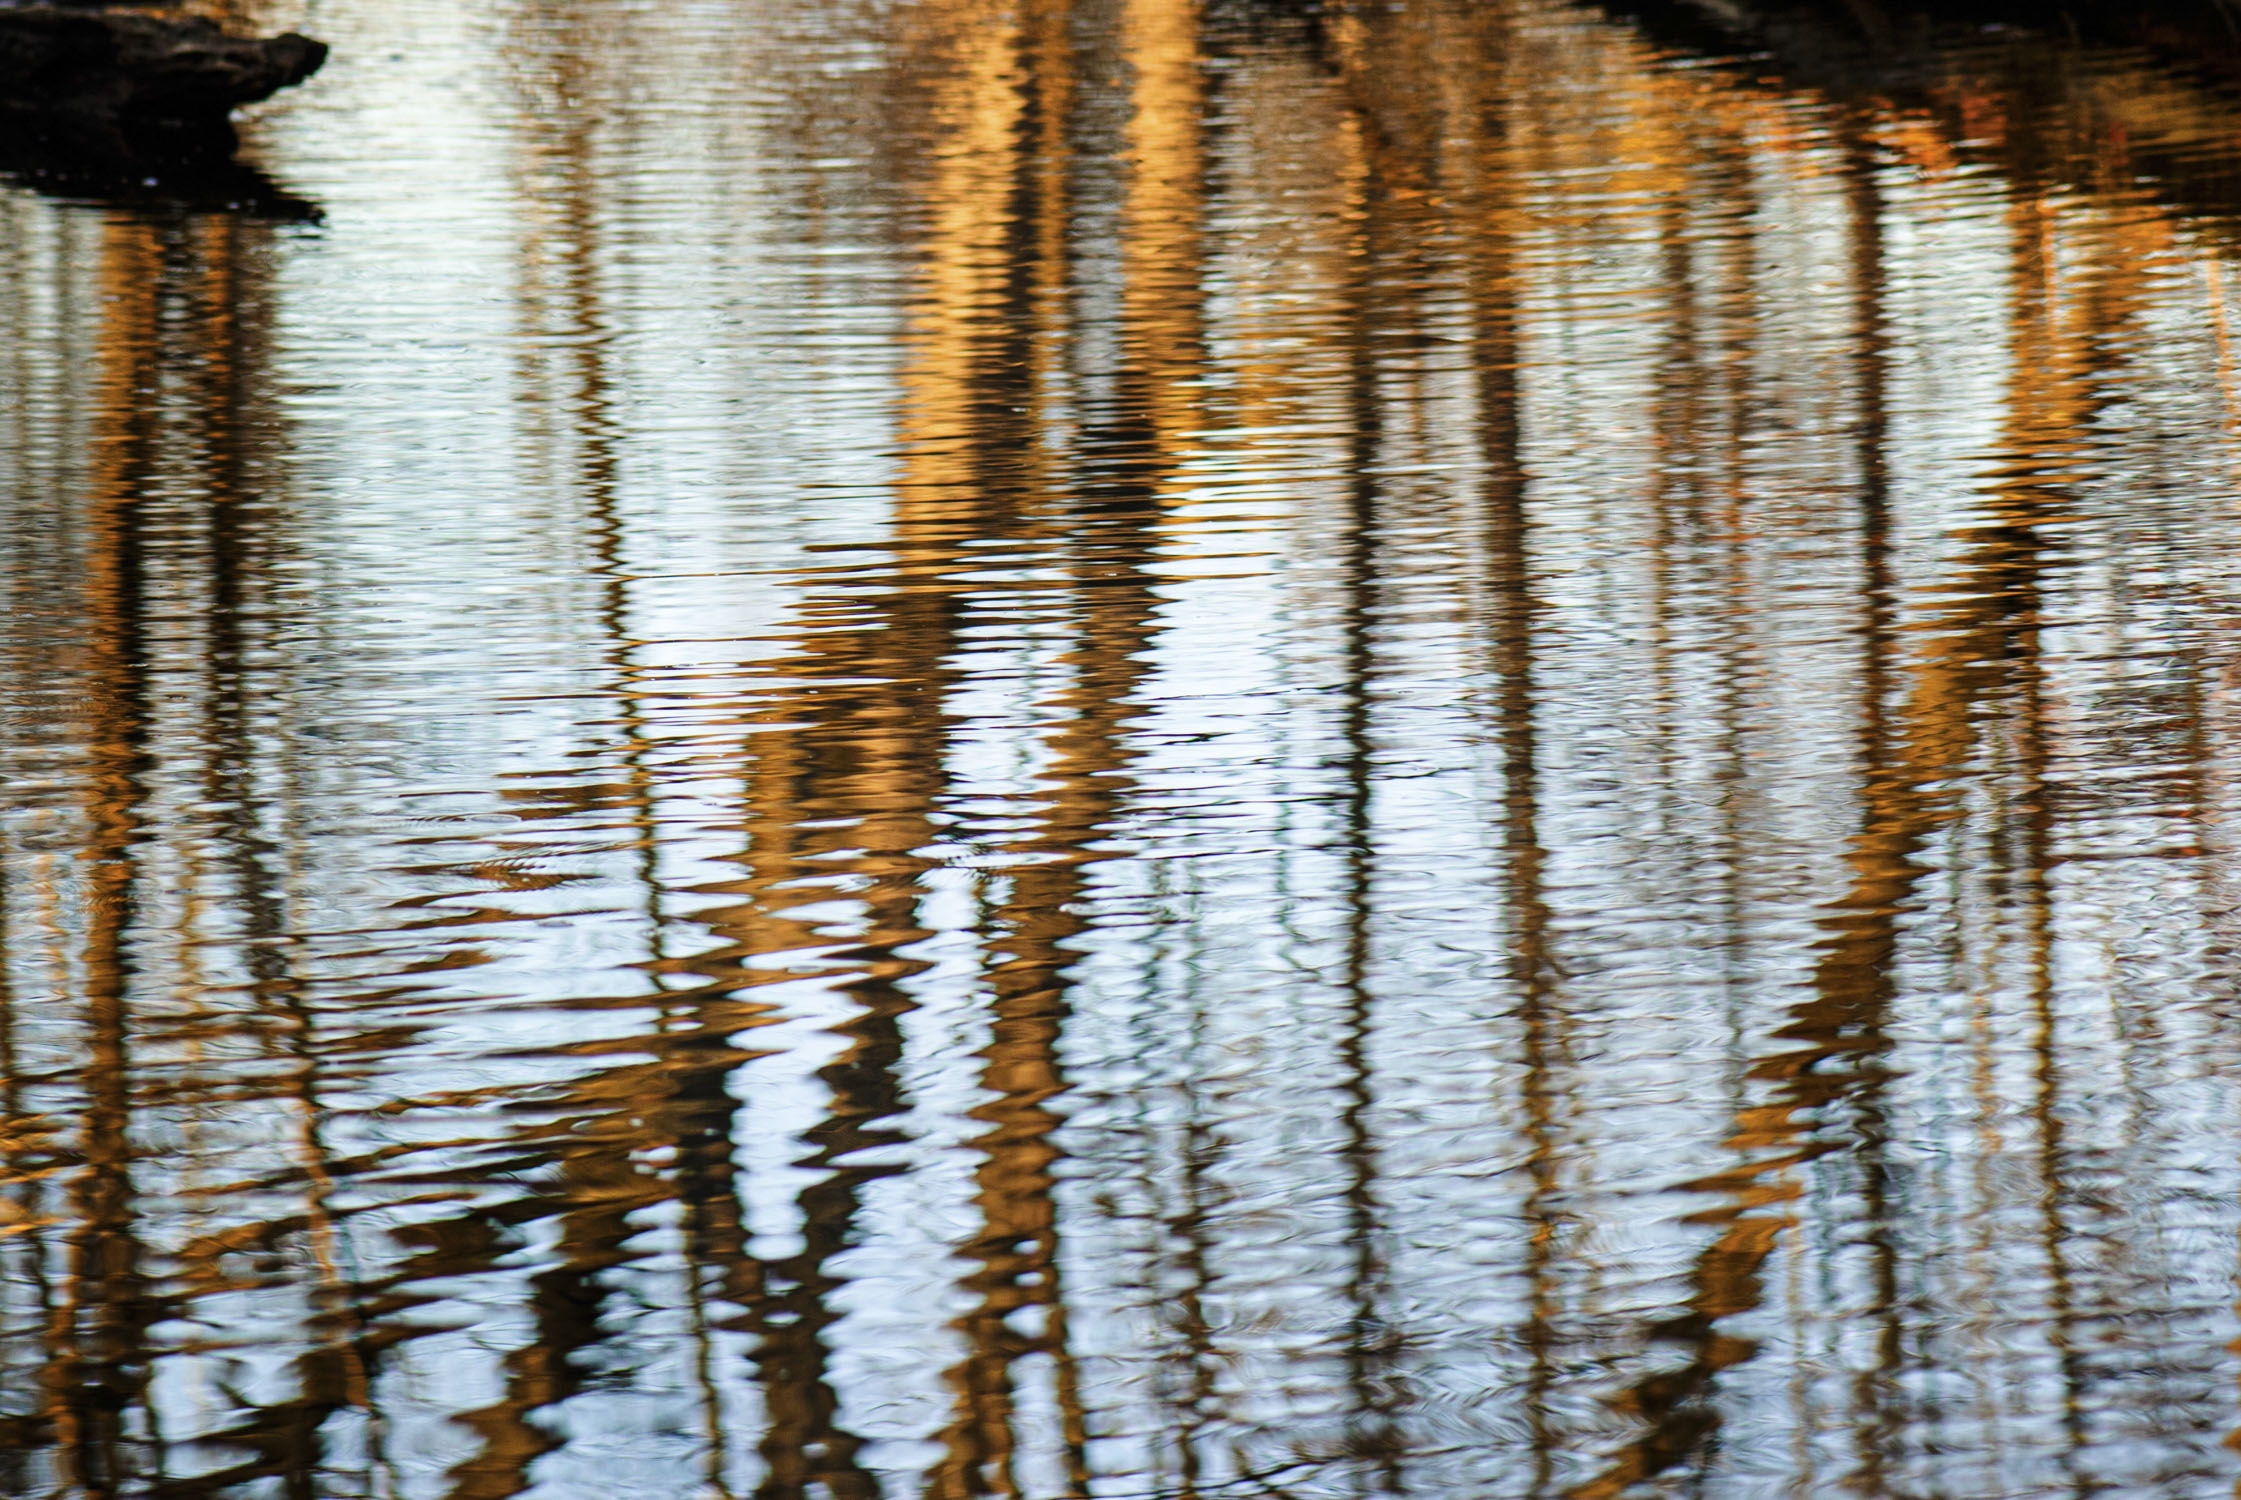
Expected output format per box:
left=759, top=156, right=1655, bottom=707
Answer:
left=0, top=118, right=319, bottom=221
left=1602, top=0, right=2241, bottom=215
left=1602, top=0, right=2241, bottom=73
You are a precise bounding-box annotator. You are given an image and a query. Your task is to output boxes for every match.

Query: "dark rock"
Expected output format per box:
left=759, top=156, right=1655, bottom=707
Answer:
left=0, top=5, right=324, bottom=211
left=0, top=6, right=325, bottom=149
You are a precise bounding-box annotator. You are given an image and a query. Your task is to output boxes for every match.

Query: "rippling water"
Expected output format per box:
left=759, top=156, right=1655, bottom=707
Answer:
left=11, top=0, right=2241, bottom=1492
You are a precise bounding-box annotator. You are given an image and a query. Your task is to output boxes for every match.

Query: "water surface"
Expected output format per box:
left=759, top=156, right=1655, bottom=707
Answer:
left=9, top=0, right=2241, bottom=1493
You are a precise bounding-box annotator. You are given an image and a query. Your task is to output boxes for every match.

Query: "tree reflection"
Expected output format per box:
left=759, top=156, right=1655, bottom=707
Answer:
left=6, top=0, right=2241, bottom=1493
